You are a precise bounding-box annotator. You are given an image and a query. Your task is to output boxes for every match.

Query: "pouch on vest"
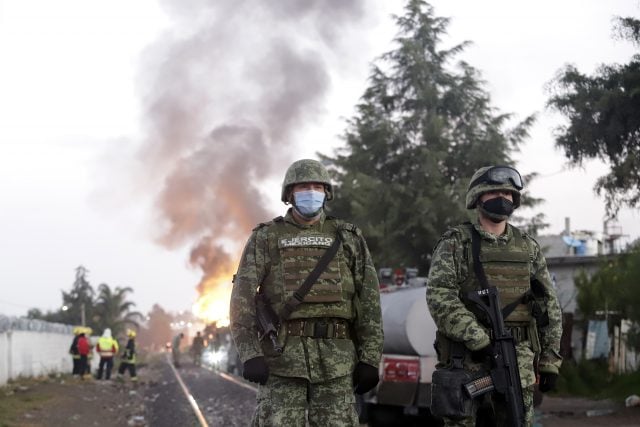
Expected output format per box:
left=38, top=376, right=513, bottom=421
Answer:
left=430, top=341, right=476, bottom=418
left=279, top=234, right=343, bottom=305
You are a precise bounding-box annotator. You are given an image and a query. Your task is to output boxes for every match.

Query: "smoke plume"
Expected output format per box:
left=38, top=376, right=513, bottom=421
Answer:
left=135, top=0, right=368, bottom=311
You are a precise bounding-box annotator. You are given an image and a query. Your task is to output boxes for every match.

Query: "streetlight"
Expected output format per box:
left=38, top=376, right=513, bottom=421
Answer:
left=61, top=305, right=69, bottom=312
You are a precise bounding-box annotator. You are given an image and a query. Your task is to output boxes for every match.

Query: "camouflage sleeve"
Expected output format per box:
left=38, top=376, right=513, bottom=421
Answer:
left=426, top=232, right=491, bottom=351
left=348, top=229, right=384, bottom=367
left=230, top=227, right=268, bottom=363
left=529, top=238, right=563, bottom=374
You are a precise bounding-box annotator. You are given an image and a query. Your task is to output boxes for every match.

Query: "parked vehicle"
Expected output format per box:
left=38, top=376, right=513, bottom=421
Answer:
left=359, top=284, right=442, bottom=426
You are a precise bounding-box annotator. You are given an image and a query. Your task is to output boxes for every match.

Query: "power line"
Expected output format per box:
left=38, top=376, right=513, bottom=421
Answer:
left=0, top=298, right=31, bottom=309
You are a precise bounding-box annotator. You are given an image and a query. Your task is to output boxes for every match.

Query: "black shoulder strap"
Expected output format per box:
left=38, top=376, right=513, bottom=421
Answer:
left=470, top=225, right=490, bottom=290
left=280, top=234, right=342, bottom=320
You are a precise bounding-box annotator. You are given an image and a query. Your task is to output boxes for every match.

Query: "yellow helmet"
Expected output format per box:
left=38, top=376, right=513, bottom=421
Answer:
left=127, top=329, right=137, bottom=338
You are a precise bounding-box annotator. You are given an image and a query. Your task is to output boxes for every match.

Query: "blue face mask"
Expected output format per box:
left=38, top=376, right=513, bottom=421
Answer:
left=293, top=190, right=325, bottom=218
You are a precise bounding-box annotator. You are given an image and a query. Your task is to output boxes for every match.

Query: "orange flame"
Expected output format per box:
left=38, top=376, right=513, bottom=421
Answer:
left=192, top=272, right=235, bottom=327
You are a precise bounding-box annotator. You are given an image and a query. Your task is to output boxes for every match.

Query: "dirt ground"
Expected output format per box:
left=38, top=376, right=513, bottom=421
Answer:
left=0, top=372, right=147, bottom=427
left=0, top=353, right=255, bottom=427
left=2, top=361, right=639, bottom=427
left=537, top=395, right=640, bottom=426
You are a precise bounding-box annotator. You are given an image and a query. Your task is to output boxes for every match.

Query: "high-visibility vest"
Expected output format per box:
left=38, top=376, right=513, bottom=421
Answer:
left=98, top=337, right=119, bottom=357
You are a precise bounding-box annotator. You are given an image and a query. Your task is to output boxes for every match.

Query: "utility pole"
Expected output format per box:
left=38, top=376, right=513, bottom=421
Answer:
left=81, top=302, right=86, bottom=326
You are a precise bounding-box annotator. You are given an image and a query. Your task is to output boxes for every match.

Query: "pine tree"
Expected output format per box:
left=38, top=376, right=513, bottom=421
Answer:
left=323, top=0, right=533, bottom=272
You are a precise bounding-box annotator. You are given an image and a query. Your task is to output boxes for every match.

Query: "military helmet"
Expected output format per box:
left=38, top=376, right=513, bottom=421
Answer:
left=281, top=159, right=333, bottom=202
left=465, top=165, right=523, bottom=209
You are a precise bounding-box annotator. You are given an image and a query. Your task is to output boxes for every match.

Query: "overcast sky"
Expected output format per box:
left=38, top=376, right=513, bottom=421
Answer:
left=1, top=0, right=639, bottom=318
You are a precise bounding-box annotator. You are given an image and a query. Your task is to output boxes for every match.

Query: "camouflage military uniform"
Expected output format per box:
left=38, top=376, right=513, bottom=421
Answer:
left=230, top=160, right=383, bottom=427
left=427, top=166, right=562, bottom=427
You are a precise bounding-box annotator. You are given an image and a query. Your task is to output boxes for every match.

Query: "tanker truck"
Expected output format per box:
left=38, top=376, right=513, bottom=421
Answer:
left=358, top=284, right=442, bottom=426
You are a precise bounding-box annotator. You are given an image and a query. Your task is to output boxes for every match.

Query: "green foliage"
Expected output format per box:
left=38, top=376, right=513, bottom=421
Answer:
left=556, top=359, right=640, bottom=400
left=555, top=359, right=610, bottom=397
left=138, top=304, right=174, bottom=349
left=27, top=266, right=141, bottom=337
left=60, top=266, right=95, bottom=325
left=547, top=16, right=640, bottom=216
left=575, top=246, right=640, bottom=331
left=323, top=0, right=536, bottom=272
left=93, top=283, right=142, bottom=337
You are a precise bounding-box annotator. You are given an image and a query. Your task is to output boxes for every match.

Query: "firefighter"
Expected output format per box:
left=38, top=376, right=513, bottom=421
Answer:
left=77, top=329, right=91, bottom=380
left=83, top=327, right=94, bottom=377
left=230, top=159, right=384, bottom=426
left=117, top=329, right=138, bottom=381
left=69, top=326, right=83, bottom=377
left=96, top=328, right=119, bottom=380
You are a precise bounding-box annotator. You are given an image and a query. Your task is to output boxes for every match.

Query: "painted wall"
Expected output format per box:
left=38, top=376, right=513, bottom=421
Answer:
left=0, top=330, right=73, bottom=386
left=0, top=315, right=103, bottom=386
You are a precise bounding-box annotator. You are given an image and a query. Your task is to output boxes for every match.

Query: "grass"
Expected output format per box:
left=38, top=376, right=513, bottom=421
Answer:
left=555, top=358, right=640, bottom=401
left=0, top=378, right=56, bottom=427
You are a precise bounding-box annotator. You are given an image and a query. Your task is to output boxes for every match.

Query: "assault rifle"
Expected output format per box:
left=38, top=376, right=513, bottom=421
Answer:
left=464, top=287, right=525, bottom=427
left=255, top=291, right=283, bottom=354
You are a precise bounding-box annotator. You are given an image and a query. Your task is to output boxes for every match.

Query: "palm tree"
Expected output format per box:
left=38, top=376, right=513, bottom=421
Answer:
left=94, top=283, right=143, bottom=337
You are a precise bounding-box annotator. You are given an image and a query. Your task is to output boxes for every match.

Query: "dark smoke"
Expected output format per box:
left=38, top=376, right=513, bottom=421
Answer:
left=136, top=0, right=368, bottom=304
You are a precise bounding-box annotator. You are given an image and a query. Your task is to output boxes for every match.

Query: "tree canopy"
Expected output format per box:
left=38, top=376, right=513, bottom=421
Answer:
left=575, top=243, right=640, bottom=350
left=137, top=304, right=174, bottom=350
left=323, top=0, right=535, bottom=273
left=547, top=17, right=640, bottom=217
left=27, top=266, right=141, bottom=337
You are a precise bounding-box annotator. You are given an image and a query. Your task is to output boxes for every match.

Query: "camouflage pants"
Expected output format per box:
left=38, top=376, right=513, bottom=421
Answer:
left=251, top=374, right=358, bottom=427
left=442, top=385, right=534, bottom=427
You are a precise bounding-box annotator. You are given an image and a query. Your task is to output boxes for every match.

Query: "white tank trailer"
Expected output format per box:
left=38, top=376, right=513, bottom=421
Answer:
left=360, top=285, right=440, bottom=424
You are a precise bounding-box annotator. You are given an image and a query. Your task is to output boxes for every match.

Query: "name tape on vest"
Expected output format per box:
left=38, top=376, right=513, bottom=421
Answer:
left=279, top=236, right=334, bottom=248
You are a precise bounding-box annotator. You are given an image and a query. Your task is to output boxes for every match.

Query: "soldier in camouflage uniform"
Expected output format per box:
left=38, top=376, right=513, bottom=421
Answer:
left=427, top=165, right=563, bottom=426
left=230, top=159, right=384, bottom=427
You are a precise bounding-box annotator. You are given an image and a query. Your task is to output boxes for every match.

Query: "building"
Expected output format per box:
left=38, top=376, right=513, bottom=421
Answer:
left=537, top=218, right=626, bottom=362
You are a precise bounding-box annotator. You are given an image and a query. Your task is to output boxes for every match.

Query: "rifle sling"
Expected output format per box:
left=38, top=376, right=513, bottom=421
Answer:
left=280, top=233, right=342, bottom=320
left=470, top=225, right=529, bottom=320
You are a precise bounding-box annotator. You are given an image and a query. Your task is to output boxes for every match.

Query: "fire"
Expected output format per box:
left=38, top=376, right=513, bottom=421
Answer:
left=192, top=273, right=235, bottom=327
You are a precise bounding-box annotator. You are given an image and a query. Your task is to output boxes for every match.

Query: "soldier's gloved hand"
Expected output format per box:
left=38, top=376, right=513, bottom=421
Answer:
left=353, top=362, right=379, bottom=394
left=538, top=372, right=558, bottom=393
left=470, top=343, right=495, bottom=364
left=242, top=356, right=269, bottom=385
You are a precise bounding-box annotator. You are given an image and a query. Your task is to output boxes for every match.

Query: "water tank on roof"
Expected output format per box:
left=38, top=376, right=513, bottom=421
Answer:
left=562, top=236, right=583, bottom=248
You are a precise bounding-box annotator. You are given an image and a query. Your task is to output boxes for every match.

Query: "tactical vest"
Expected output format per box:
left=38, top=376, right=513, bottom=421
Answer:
left=457, top=224, right=532, bottom=325
left=260, top=217, right=355, bottom=320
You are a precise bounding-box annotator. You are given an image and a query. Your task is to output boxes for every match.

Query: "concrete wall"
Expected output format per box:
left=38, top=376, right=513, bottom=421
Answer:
left=0, top=330, right=74, bottom=386
left=0, top=316, right=102, bottom=386
left=0, top=330, right=73, bottom=385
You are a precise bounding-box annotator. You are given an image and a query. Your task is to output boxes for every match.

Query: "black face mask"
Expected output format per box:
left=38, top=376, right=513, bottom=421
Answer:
left=479, top=197, right=514, bottom=223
